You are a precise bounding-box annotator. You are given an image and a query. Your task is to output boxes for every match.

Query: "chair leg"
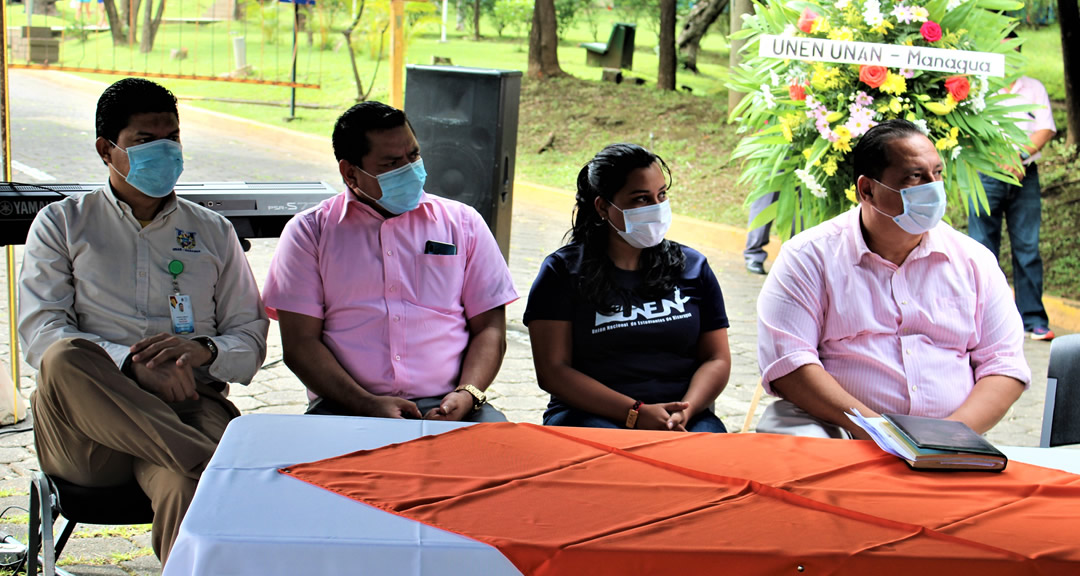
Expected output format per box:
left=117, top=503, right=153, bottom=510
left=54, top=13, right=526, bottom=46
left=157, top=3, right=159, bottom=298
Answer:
left=28, top=475, right=42, bottom=576
left=29, top=471, right=62, bottom=576
left=53, top=517, right=76, bottom=561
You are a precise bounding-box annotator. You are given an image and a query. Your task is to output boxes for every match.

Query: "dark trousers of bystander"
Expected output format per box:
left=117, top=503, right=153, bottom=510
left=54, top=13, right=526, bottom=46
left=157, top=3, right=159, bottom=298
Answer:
left=968, top=165, right=1049, bottom=332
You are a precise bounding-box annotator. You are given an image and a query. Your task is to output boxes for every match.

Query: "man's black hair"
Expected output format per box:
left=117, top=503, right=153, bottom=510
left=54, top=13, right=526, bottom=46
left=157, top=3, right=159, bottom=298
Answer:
left=332, top=101, right=413, bottom=166
left=95, top=78, right=179, bottom=143
left=852, top=119, right=925, bottom=185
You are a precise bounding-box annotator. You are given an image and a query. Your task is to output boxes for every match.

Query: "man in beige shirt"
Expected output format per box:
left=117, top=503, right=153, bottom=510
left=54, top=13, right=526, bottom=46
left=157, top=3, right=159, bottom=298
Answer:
left=19, top=78, right=268, bottom=565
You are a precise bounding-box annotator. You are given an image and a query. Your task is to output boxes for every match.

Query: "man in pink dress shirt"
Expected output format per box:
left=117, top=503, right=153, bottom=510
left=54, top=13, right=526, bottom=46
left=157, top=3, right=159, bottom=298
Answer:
left=262, top=101, right=518, bottom=422
left=756, top=120, right=1030, bottom=440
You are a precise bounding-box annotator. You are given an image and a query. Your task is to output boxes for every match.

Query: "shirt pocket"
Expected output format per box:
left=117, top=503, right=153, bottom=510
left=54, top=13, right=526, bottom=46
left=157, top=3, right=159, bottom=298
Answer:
left=414, top=253, right=466, bottom=314
left=929, top=296, right=975, bottom=348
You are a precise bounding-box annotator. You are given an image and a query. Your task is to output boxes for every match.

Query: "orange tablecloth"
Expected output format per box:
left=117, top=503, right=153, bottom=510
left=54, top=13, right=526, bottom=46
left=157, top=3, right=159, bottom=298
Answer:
left=281, top=423, right=1080, bottom=576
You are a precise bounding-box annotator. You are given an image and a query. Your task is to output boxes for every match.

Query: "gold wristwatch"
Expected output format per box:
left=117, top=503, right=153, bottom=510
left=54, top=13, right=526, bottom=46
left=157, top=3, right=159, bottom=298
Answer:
left=455, top=384, right=487, bottom=411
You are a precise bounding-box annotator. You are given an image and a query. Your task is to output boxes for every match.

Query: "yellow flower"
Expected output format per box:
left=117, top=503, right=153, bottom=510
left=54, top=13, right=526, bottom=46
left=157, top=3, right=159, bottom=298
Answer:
left=889, top=98, right=903, bottom=114
left=802, top=148, right=813, bottom=160
left=833, top=126, right=852, bottom=152
left=924, top=95, right=958, bottom=116
left=870, top=20, right=893, bottom=35
left=844, top=184, right=858, bottom=204
left=811, top=17, right=831, bottom=34
left=823, top=156, right=839, bottom=176
left=935, top=126, right=960, bottom=150
left=880, top=73, right=907, bottom=96
left=827, top=27, right=854, bottom=42
left=811, top=63, right=844, bottom=91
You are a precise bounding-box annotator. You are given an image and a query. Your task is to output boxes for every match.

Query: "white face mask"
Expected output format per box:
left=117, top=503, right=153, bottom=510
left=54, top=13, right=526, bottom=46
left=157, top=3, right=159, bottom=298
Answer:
left=607, top=199, right=672, bottom=249
left=867, top=178, right=946, bottom=235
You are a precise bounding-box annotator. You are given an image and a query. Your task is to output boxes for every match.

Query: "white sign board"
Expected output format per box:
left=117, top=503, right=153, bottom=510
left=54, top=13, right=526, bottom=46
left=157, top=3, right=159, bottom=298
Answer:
left=759, top=34, right=1005, bottom=77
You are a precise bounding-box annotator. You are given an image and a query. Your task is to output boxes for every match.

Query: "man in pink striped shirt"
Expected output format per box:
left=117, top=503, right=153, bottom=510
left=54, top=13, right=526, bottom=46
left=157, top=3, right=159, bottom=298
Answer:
left=756, top=120, right=1030, bottom=440
left=263, top=102, right=518, bottom=422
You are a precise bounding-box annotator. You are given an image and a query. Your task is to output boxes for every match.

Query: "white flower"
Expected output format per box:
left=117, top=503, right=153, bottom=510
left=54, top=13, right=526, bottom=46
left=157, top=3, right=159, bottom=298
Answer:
left=891, top=4, right=915, bottom=24
left=967, top=76, right=990, bottom=113
left=910, top=6, right=929, bottom=22
left=796, top=169, right=828, bottom=198
left=946, top=0, right=967, bottom=10
left=951, top=146, right=962, bottom=160
left=782, top=24, right=798, bottom=37
left=912, top=119, right=930, bottom=135
left=835, top=0, right=851, bottom=9
left=761, top=84, right=777, bottom=109
left=770, top=70, right=781, bottom=87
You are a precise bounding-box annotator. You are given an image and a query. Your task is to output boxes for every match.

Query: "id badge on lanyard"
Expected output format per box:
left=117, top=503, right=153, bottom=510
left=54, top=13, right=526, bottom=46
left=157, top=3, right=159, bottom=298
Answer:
left=167, top=259, right=195, bottom=334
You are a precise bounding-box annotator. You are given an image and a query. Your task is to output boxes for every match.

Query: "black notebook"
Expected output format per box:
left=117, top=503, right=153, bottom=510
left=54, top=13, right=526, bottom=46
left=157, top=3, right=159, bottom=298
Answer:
left=881, top=413, right=1008, bottom=471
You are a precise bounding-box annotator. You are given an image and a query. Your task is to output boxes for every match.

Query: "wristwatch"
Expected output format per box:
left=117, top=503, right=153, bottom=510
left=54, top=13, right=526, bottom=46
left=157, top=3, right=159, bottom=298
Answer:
left=626, top=400, right=643, bottom=429
left=192, top=336, right=218, bottom=366
left=455, top=384, right=487, bottom=411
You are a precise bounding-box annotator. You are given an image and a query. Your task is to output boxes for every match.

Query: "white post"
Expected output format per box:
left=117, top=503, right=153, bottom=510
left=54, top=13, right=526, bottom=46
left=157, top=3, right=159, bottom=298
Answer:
left=441, top=0, right=448, bottom=43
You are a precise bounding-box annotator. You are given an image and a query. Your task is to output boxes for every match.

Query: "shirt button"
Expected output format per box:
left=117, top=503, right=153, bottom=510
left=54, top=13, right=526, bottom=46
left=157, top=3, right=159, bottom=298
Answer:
left=138, top=271, right=146, bottom=278
left=395, top=354, right=401, bottom=361
left=393, top=315, right=400, bottom=322
left=911, top=385, right=917, bottom=392
left=906, top=349, right=912, bottom=355
left=901, top=300, right=907, bottom=305
left=389, top=285, right=396, bottom=292
left=387, top=249, right=393, bottom=256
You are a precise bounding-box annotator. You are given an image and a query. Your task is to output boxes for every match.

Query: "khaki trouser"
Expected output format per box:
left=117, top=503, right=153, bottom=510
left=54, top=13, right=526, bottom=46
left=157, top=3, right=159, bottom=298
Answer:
left=30, top=338, right=240, bottom=566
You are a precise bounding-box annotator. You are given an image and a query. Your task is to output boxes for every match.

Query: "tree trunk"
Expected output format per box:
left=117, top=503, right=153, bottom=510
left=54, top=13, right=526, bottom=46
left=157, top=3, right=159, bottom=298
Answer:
left=102, top=0, right=127, bottom=44
left=677, top=0, right=728, bottom=73
left=123, top=0, right=141, bottom=45
left=139, top=0, right=166, bottom=53
left=658, top=0, right=677, bottom=90
left=728, top=0, right=753, bottom=111
left=1060, top=0, right=1079, bottom=147
left=527, top=0, right=564, bottom=79
left=472, top=0, right=481, bottom=39
left=343, top=0, right=366, bottom=101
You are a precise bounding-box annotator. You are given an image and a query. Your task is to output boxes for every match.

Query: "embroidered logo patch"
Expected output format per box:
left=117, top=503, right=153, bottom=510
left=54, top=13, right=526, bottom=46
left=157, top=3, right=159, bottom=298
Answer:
left=175, top=229, right=198, bottom=251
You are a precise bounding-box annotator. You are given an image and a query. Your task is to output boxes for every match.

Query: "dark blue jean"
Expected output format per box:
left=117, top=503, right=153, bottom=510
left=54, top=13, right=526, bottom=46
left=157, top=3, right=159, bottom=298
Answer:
left=544, top=406, right=728, bottom=433
left=968, top=166, right=1047, bottom=331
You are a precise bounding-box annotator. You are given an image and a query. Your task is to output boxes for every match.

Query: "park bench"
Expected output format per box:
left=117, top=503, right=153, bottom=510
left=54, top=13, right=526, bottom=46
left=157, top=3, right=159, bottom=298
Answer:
left=580, top=22, right=635, bottom=70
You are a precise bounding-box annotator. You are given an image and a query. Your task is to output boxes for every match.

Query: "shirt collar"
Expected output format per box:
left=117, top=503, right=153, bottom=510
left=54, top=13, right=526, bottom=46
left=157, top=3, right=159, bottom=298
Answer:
left=104, top=181, right=178, bottom=221
left=847, top=205, right=949, bottom=266
left=336, top=189, right=438, bottom=224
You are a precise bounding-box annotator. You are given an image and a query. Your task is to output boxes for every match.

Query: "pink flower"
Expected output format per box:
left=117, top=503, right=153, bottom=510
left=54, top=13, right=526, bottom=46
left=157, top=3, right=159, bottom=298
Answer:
left=798, top=8, right=819, bottom=34
left=920, top=21, right=942, bottom=42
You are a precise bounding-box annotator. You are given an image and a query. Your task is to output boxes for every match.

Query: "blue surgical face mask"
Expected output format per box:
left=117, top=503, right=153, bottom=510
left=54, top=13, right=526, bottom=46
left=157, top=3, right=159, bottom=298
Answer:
left=109, top=139, right=184, bottom=199
left=607, top=199, right=672, bottom=249
left=355, top=158, right=426, bottom=215
left=868, top=178, right=946, bottom=235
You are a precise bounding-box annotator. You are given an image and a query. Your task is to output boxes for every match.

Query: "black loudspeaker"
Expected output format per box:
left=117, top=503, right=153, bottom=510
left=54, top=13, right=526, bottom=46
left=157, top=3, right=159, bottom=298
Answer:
left=405, top=65, right=521, bottom=262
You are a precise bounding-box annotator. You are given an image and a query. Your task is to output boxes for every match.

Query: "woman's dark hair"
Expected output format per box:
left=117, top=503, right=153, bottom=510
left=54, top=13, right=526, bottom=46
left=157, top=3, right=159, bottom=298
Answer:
left=570, top=143, right=685, bottom=314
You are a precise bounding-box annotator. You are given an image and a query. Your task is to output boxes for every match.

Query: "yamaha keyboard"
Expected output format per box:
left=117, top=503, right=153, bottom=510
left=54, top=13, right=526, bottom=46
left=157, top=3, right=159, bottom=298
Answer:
left=0, top=181, right=338, bottom=248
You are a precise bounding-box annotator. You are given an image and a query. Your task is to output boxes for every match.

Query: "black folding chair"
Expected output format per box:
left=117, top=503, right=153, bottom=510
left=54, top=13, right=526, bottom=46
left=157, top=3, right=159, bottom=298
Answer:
left=28, top=471, right=155, bottom=576
left=1041, top=333, right=1080, bottom=447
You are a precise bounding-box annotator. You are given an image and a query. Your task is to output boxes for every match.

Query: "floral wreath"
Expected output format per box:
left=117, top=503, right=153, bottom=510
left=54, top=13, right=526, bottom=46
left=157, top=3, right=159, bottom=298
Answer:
left=728, top=0, right=1037, bottom=236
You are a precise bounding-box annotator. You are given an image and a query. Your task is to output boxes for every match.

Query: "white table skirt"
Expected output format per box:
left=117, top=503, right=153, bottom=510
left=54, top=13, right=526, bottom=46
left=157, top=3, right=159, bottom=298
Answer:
left=164, top=414, right=524, bottom=576
left=164, top=414, right=1080, bottom=576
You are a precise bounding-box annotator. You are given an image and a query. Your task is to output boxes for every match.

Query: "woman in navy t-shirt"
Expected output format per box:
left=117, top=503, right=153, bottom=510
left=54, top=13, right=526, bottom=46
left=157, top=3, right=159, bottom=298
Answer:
left=524, top=143, right=731, bottom=432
